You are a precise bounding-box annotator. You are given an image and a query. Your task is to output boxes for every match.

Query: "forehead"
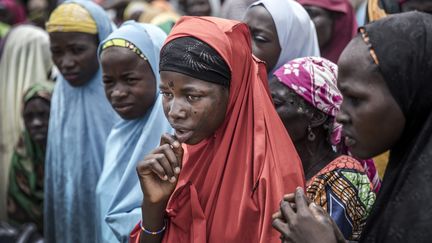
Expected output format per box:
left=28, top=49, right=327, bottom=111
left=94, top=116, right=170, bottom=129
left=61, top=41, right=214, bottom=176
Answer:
left=243, top=5, right=275, bottom=30
left=24, top=97, right=50, bottom=111
left=101, top=46, right=153, bottom=72
left=49, top=32, right=98, bottom=46
left=160, top=71, right=222, bottom=90
left=337, top=37, right=387, bottom=93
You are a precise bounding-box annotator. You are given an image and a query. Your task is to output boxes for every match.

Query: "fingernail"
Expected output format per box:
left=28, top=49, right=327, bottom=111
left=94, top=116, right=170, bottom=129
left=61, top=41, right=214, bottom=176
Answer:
left=174, top=167, right=180, bottom=174
left=163, top=175, right=168, bottom=181
left=173, top=141, right=180, bottom=148
left=170, top=177, right=176, bottom=183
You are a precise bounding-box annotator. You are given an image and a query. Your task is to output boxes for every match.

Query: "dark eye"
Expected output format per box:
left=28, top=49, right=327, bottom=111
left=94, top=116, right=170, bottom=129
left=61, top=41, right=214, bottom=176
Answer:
left=103, top=78, right=114, bottom=85
left=71, top=46, right=86, bottom=55
left=160, top=91, right=173, bottom=99
left=187, top=95, right=201, bottom=102
left=50, top=48, right=62, bottom=56
left=126, top=78, right=137, bottom=84
left=347, top=96, right=361, bottom=107
left=253, top=34, right=269, bottom=43
left=272, top=97, right=283, bottom=107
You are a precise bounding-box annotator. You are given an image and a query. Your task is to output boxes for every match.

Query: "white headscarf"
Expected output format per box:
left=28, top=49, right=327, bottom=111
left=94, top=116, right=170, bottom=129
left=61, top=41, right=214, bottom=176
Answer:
left=249, top=0, right=320, bottom=74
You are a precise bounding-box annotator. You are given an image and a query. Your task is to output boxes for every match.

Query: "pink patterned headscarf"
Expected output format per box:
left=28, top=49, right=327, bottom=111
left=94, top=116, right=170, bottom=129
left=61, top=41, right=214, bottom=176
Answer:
left=274, top=56, right=342, bottom=145
left=274, top=56, right=381, bottom=192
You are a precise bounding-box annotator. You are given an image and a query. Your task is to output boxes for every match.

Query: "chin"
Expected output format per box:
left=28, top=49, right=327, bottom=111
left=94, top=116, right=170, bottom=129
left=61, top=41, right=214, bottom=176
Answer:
left=349, top=147, right=380, bottom=160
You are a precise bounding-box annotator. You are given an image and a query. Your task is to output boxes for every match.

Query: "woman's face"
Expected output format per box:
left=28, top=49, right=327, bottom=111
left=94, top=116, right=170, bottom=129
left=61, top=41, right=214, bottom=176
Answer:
left=269, top=77, right=310, bottom=142
left=243, top=5, right=281, bottom=73
left=49, top=32, right=99, bottom=86
left=23, top=97, right=51, bottom=146
left=304, top=5, right=333, bottom=49
left=101, top=46, right=156, bottom=120
left=184, top=0, right=211, bottom=16
left=336, top=37, right=406, bottom=159
left=160, top=71, right=229, bottom=145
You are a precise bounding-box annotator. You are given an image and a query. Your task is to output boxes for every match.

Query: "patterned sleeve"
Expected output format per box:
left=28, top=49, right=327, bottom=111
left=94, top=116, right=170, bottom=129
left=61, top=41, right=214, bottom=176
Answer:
left=306, top=168, right=376, bottom=241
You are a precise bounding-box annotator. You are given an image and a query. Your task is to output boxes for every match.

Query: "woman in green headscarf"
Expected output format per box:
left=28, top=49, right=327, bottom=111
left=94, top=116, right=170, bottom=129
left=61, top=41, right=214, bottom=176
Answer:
left=7, top=83, right=53, bottom=233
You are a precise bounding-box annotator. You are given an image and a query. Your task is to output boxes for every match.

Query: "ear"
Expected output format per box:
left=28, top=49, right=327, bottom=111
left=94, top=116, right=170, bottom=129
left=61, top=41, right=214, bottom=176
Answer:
left=310, top=111, right=328, bottom=128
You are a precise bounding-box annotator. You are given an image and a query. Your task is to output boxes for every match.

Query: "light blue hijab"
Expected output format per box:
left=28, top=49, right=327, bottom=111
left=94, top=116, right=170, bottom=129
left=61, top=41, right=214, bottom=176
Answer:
left=249, top=0, right=320, bottom=75
left=96, top=21, right=172, bottom=243
left=44, top=1, right=118, bottom=242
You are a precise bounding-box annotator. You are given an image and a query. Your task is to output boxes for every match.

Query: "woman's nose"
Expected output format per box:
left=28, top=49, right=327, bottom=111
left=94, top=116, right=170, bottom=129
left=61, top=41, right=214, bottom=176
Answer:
left=168, top=98, right=187, bottom=120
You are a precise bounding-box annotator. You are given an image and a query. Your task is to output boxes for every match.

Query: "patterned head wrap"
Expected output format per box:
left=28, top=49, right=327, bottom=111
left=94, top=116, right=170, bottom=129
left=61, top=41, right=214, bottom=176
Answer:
left=22, top=82, right=54, bottom=115
left=274, top=56, right=342, bottom=145
left=102, top=38, right=148, bottom=61
left=159, top=36, right=231, bottom=87
left=46, top=3, right=97, bottom=34
left=23, top=82, right=53, bottom=103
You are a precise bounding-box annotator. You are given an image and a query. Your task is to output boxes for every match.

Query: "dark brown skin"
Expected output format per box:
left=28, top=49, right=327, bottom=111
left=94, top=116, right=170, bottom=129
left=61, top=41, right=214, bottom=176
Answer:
left=101, top=46, right=156, bottom=120
left=183, top=0, right=211, bottom=16
left=23, top=98, right=51, bottom=149
left=336, top=37, right=405, bottom=159
left=243, top=5, right=281, bottom=73
left=272, top=188, right=346, bottom=243
left=269, top=77, right=337, bottom=180
left=304, top=5, right=333, bottom=50
left=49, top=32, right=99, bottom=87
left=136, top=71, right=229, bottom=243
left=271, top=36, right=406, bottom=243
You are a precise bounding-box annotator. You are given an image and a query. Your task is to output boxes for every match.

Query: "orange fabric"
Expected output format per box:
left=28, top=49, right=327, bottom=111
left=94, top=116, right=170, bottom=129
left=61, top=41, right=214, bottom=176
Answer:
left=130, top=16, right=305, bottom=243
left=306, top=155, right=365, bottom=187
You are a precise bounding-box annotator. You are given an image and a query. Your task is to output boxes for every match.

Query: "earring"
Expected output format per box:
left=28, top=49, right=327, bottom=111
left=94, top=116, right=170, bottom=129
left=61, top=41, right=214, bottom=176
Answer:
left=308, top=125, right=316, bottom=141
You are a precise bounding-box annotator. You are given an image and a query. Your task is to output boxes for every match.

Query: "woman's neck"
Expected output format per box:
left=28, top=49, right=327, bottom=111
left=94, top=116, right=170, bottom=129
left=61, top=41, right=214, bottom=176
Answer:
left=295, top=136, right=338, bottom=181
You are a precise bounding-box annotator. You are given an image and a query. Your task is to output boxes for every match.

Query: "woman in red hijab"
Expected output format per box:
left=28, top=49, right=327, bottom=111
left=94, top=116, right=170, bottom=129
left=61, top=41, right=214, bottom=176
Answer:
left=297, top=0, right=357, bottom=63
left=130, top=16, right=305, bottom=243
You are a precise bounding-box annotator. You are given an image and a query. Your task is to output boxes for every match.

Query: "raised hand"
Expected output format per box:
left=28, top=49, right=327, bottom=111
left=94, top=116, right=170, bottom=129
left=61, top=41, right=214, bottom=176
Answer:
left=136, top=133, right=184, bottom=204
left=272, top=187, right=345, bottom=243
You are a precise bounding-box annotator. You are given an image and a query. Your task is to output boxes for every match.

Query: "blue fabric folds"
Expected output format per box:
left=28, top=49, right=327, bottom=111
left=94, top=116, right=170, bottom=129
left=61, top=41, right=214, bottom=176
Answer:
left=44, top=1, right=118, bottom=242
left=95, top=21, right=172, bottom=243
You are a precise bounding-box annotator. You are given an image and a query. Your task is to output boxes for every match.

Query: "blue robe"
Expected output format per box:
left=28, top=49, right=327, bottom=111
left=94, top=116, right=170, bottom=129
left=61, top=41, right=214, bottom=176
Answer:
left=95, top=21, right=172, bottom=243
left=44, top=1, right=117, bottom=242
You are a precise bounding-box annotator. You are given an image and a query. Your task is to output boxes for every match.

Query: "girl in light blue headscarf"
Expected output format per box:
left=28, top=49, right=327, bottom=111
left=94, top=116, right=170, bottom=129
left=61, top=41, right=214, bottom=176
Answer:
left=44, top=0, right=118, bottom=242
left=244, top=0, right=320, bottom=76
left=96, top=21, right=172, bottom=243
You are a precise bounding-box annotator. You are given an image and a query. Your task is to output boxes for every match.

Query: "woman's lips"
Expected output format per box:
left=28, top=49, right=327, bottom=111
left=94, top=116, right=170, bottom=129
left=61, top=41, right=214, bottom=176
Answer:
left=63, top=73, right=79, bottom=81
left=174, top=129, right=194, bottom=143
left=113, top=104, right=133, bottom=114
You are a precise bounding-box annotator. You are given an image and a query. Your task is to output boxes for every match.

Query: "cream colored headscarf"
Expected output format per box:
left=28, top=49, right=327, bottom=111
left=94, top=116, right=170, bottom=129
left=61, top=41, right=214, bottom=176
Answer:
left=0, top=24, right=53, bottom=220
left=46, top=3, right=97, bottom=34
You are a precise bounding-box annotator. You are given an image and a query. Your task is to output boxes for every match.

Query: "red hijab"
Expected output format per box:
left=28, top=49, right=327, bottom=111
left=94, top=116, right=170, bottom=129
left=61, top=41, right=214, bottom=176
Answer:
left=297, top=0, right=357, bottom=63
left=131, top=16, right=304, bottom=243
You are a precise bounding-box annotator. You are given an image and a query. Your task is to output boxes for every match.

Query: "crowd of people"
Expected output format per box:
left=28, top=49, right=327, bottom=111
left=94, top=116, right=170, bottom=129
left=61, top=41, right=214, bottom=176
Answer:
left=0, top=0, right=431, bottom=242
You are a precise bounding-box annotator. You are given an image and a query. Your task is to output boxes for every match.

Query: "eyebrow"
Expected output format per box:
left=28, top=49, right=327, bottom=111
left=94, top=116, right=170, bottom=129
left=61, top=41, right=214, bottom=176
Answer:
left=180, top=86, right=204, bottom=93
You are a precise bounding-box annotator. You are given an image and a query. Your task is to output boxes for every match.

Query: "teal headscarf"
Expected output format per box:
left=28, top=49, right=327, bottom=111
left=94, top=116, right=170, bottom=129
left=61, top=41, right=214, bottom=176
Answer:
left=96, top=21, right=172, bottom=243
left=44, top=1, right=118, bottom=242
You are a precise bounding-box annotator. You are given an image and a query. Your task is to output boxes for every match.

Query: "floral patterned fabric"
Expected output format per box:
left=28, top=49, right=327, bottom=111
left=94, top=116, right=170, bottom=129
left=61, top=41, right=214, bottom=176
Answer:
left=274, top=57, right=342, bottom=144
left=307, top=155, right=376, bottom=241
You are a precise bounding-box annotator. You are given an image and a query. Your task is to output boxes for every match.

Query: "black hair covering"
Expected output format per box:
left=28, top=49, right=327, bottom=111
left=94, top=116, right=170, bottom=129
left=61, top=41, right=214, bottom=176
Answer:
left=378, top=0, right=401, bottom=14
left=159, top=36, right=231, bottom=87
left=359, top=12, right=432, bottom=243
